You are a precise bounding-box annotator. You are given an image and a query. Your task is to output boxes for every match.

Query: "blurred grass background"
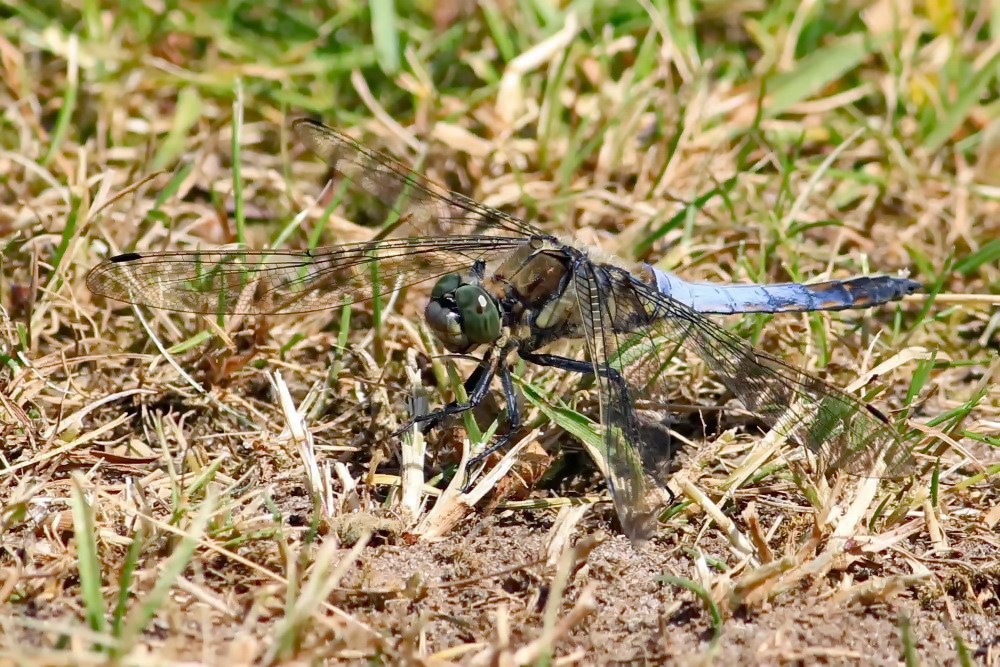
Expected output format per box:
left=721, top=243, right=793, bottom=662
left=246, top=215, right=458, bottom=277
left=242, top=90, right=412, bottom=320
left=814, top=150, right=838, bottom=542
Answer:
left=1, top=0, right=999, bottom=663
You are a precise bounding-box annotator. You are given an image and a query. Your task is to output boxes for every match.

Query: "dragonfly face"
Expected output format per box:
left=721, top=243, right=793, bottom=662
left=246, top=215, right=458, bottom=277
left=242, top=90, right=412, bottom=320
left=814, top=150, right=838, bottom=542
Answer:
left=425, top=268, right=503, bottom=354
left=87, top=118, right=920, bottom=545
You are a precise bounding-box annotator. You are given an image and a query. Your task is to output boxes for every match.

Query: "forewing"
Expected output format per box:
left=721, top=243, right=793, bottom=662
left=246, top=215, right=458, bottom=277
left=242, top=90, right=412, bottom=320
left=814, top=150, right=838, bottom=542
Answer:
left=293, top=119, right=542, bottom=239
left=86, top=236, right=526, bottom=315
left=89, top=118, right=547, bottom=315
left=601, top=270, right=915, bottom=479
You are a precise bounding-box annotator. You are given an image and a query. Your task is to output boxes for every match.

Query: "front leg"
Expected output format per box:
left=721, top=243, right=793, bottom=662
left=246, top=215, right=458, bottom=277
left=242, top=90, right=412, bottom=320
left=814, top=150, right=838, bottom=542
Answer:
left=393, top=354, right=498, bottom=437
left=394, top=346, right=525, bottom=466
left=466, top=364, right=522, bottom=464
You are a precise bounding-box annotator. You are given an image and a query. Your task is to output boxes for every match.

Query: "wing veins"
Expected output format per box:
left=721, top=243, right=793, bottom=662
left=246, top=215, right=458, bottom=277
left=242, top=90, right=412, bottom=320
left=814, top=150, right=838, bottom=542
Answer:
left=614, top=275, right=914, bottom=478
left=293, top=119, right=541, bottom=239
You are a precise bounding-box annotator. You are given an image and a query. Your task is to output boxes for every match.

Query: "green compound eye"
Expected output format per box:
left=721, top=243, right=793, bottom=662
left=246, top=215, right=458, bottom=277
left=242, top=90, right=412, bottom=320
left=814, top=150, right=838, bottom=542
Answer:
left=454, top=285, right=501, bottom=345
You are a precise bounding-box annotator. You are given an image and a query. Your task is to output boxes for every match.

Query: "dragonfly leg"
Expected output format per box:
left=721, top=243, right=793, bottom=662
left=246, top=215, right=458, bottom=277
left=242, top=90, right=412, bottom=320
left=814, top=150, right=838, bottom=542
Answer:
left=467, top=364, right=522, bottom=465
left=393, top=358, right=497, bottom=438
left=409, top=364, right=489, bottom=436
left=520, top=351, right=626, bottom=384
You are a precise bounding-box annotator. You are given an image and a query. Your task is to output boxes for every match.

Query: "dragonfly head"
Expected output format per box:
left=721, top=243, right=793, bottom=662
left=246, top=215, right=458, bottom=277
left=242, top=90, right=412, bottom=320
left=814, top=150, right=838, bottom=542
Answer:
left=425, top=272, right=502, bottom=353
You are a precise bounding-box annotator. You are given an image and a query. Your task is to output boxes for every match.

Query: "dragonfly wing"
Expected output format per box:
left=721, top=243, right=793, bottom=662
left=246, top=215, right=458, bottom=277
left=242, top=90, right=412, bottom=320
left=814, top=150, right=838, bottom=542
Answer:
left=602, top=268, right=915, bottom=480
left=89, top=119, right=547, bottom=315
left=86, top=236, right=527, bottom=315
left=293, top=119, right=543, bottom=239
left=572, top=262, right=677, bottom=544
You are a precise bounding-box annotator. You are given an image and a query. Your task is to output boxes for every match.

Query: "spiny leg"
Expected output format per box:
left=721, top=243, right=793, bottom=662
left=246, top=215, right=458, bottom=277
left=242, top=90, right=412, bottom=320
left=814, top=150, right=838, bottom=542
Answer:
left=392, top=354, right=498, bottom=437
left=521, top=350, right=627, bottom=383
left=467, top=364, right=522, bottom=465
left=394, top=346, right=523, bottom=459
left=460, top=348, right=607, bottom=464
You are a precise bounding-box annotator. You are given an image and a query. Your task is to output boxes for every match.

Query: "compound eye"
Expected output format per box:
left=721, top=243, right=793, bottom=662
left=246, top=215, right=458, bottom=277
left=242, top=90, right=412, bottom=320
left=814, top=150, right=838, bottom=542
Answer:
left=431, top=273, right=462, bottom=299
left=455, top=285, right=501, bottom=345
left=425, top=300, right=469, bottom=352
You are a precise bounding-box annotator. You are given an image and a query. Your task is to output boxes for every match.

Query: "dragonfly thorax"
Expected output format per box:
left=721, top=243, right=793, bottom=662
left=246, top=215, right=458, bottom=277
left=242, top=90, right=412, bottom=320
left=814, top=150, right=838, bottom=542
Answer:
left=425, top=272, right=503, bottom=353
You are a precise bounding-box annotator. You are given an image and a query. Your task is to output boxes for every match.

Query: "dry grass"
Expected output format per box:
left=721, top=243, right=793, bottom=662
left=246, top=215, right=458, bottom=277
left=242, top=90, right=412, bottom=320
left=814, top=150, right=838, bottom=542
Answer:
left=1, top=1, right=999, bottom=664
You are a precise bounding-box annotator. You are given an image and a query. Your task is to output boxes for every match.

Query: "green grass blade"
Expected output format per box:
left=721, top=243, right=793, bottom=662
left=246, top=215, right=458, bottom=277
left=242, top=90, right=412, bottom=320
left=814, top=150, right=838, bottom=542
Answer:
left=70, top=474, right=107, bottom=637
left=42, top=35, right=79, bottom=166
left=766, top=33, right=871, bottom=116
left=113, top=490, right=216, bottom=659
left=898, top=610, right=918, bottom=666
left=152, top=87, right=203, bottom=170
left=923, top=49, right=1000, bottom=152
left=231, top=80, right=246, bottom=247
left=111, top=526, right=146, bottom=636
left=656, top=574, right=723, bottom=649
left=954, top=238, right=1000, bottom=276
left=370, top=0, right=400, bottom=74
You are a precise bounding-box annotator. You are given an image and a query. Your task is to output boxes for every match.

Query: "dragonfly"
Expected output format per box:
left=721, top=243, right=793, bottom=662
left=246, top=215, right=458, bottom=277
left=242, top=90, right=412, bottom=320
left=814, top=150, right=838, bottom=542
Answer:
left=87, top=119, right=919, bottom=542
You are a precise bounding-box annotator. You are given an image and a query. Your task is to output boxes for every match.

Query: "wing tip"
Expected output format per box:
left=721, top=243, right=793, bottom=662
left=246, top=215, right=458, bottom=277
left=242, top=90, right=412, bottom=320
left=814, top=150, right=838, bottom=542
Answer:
left=109, top=252, right=143, bottom=263
left=291, top=116, right=322, bottom=131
